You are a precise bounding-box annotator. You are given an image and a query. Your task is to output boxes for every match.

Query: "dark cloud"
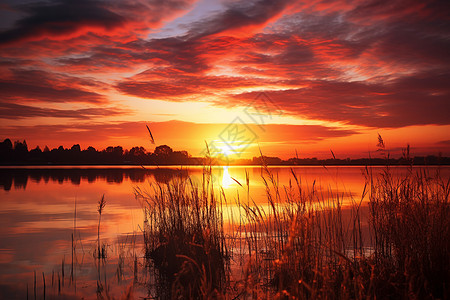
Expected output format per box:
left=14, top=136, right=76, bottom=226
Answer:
left=0, top=81, right=104, bottom=103
left=138, top=37, right=209, bottom=74
left=55, top=35, right=210, bottom=73
left=0, top=57, right=34, bottom=67
left=187, top=0, right=294, bottom=38
left=348, top=0, right=450, bottom=22
left=273, top=43, right=315, bottom=65
left=116, top=68, right=277, bottom=99
left=0, top=102, right=129, bottom=119
left=0, top=0, right=196, bottom=45
left=231, top=70, right=450, bottom=128
left=0, top=0, right=125, bottom=45
left=370, top=21, right=450, bottom=67
left=71, top=0, right=293, bottom=76
left=344, top=0, right=450, bottom=70
left=0, top=69, right=105, bottom=103
left=108, top=0, right=195, bottom=24
left=117, top=79, right=196, bottom=98
left=236, top=37, right=316, bottom=67
left=55, top=45, right=139, bottom=71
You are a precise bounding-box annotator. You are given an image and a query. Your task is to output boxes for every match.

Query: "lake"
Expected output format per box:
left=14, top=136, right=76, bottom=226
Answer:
left=1, top=165, right=448, bottom=299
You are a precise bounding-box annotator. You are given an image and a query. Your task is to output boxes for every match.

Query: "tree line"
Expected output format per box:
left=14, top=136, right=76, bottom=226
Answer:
left=0, top=139, right=193, bottom=165
left=1, top=138, right=448, bottom=166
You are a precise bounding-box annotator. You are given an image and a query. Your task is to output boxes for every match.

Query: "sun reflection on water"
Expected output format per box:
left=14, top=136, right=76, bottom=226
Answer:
left=221, top=166, right=234, bottom=188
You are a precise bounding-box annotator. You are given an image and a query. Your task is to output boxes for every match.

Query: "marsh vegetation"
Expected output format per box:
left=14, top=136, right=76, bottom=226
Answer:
left=134, top=163, right=449, bottom=299
left=4, top=163, right=448, bottom=299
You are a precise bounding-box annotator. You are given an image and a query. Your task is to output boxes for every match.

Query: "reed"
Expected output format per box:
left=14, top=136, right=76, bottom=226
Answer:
left=368, top=166, right=450, bottom=298
left=237, top=163, right=449, bottom=299
left=135, top=160, right=448, bottom=299
left=97, top=194, right=106, bottom=259
left=234, top=163, right=368, bottom=298
left=28, top=159, right=448, bottom=299
left=135, top=165, right=229, bottom=298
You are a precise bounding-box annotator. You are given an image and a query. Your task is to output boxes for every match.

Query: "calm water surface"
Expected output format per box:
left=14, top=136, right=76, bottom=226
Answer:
left=1, top=165, right=448, bottom=298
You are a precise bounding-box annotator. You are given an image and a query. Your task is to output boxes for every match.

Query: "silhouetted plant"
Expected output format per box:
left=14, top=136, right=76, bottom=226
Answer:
left=97, top=194, right=106, bottom=259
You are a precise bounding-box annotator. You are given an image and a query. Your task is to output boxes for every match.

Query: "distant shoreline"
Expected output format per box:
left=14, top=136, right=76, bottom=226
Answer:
left=1, top=162, right=450, bottom=168
left=2, top=139, right=449, bottom=167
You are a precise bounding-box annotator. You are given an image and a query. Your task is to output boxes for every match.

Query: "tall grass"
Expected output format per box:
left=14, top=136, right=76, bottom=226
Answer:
left=135, top=166, right=228, bottom=299
left=237, top=164, right=449, bottom=299
left=97, top=194, right=106, bottom=259
left=236, top=164, right=370, bottom=299
left=135, top=163, right=449, bottom=299
left=369, top=167, right=450, bottom=298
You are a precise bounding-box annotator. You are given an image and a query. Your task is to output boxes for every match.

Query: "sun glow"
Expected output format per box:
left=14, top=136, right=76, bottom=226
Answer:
left=219, top=144, right=234, bottom=157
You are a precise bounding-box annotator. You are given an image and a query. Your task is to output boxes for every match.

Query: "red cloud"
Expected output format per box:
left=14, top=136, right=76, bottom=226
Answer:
left=0, top=0, right=449, bottom=139
left=0, top=0, right=196, bottom=46
left=0, top=68, right=106, bottom=103
left=230, top=69, right=450, bottom=128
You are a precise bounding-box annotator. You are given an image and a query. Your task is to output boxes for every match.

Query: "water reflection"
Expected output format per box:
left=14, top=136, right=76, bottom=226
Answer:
left=1, top=166, right=448, bottom=299
left=221, top=166, right=234, bottom=188
left=0, top=167, right=189, bottom=191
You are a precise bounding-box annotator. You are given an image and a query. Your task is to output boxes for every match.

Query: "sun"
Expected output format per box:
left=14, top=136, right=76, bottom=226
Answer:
left=207, top=140, right=253, bottom=163
left=219, top=144, right=234, bottom=157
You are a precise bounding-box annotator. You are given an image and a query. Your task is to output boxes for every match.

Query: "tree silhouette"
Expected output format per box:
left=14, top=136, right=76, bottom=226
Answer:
left=154, top=145, right=173, bottom=157
left=0, top=138, right=448, bottom=166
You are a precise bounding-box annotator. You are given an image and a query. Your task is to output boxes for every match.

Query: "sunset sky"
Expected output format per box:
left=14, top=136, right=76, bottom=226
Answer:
left=0, top=0, right=449, bottom=159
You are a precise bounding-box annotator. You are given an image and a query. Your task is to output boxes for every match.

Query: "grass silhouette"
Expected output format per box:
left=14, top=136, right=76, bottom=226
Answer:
left=134, top=159, right=449, bottom=299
